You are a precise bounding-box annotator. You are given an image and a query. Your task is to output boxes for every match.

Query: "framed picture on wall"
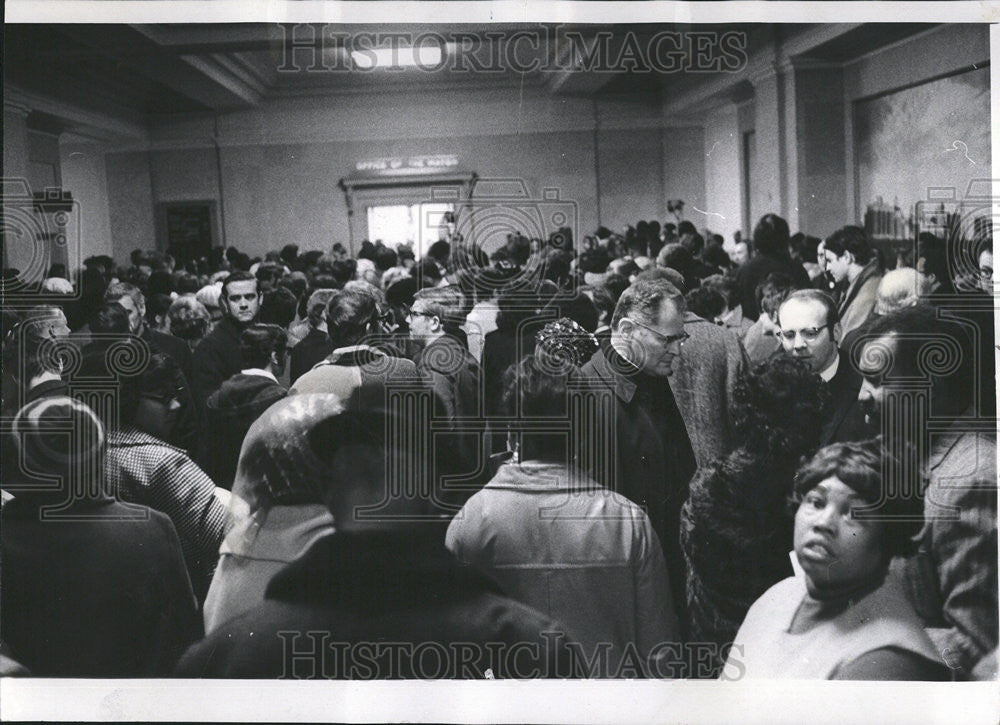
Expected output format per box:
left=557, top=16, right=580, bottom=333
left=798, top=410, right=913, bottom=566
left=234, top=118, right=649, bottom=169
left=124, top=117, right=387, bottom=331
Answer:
left=853, top=64, right=990, bottom=253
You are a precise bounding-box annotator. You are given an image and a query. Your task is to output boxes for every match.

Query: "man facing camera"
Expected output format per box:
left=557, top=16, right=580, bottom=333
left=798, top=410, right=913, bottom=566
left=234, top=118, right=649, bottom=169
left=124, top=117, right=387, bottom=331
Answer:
left=191, top=271, right=261, bottom=411
left=777, top=289, right=865, bottom=444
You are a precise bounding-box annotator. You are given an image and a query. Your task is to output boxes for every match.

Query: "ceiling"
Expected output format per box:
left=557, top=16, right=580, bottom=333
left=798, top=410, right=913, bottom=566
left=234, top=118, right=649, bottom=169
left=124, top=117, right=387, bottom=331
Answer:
left=4, top=22, right=939, bottom=134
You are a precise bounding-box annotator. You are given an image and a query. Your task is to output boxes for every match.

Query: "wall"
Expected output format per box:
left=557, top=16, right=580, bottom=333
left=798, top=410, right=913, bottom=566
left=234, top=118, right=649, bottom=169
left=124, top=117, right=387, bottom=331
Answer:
left=697, top=23, right=990, bottom=245
left=3, top=104, right=35, bottom=276
left=662, top=126, right=705, bottom=233
left=104, top=151, right=156, bottom=263
left=103, top=86, right=672, bottom=259
left=843, top=23, right=990, bottom=222
left=792, top=65, right=846, bottom=239
left=78, top=23, right=999, bottom=265
left=702, top=104, right=743, bottom=244
left=597, top=128, right=663, bottom=233
left=59, top=138, right=114, bottom=260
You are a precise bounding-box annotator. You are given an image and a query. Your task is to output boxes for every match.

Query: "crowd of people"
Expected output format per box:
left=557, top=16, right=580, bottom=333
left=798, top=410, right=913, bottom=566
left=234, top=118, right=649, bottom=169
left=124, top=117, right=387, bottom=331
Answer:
left=1, top=212, right=996, bottom=680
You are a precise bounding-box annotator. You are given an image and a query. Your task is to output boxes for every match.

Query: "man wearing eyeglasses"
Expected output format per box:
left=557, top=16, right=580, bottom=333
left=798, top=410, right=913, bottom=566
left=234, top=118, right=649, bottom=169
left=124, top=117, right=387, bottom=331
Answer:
left=578, top=278, right=697, bottom=635
left=979, top=247, right=993, bottom=294
left=407, top=286, right=483, bottom=509
left=776, top=289, right=865, bottom=444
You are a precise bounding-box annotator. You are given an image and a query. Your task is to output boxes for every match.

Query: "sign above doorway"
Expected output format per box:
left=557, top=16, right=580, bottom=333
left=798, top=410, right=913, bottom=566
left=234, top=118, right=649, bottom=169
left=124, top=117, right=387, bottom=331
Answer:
left=354, top=154, right=459, bottom=176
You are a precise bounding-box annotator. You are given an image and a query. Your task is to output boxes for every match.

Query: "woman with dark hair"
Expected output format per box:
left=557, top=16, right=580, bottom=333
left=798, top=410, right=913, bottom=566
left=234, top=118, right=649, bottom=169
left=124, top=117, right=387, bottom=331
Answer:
left=790, top=233, right=823, bottom=282
left=656, top=243, right=700, bottom=292
left=685, top=287, right=728, bottom=325
left=447, top=347, right=678, bottom=677
left=146, top=293, right=174, bottom=334
left=722, top=440, right=947, bottom=680
left=104, top=351, right=228, bottom=603
left=734, top=213, right=811, bottom=321
left=680, top=356, right=830, bottom=676
left=481, top=282, right=551, bottom=451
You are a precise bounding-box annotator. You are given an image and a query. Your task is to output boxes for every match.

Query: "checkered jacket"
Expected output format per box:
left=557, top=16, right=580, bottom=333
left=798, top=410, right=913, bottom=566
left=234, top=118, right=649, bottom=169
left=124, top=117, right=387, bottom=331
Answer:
left=105, top=427, right=227, bottom=601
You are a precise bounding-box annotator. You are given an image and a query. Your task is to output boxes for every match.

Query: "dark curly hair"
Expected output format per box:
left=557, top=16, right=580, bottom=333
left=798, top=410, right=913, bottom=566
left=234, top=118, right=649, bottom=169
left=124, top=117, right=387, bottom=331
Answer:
left=685, top=287, right=727, bottom=322
left=732, top=357, right=830, bottom=459
left=240, top=323, right=288, bottom=369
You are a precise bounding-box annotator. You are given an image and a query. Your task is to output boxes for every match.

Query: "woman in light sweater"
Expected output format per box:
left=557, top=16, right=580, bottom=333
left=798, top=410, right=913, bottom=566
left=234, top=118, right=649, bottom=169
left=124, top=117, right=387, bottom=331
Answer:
left=722, top=440, right=948, bottom=680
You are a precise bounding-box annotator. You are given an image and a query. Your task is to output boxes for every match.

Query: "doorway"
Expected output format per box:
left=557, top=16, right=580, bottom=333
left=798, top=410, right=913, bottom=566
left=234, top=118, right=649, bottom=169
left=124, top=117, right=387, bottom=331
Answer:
left=366, top=203, right=454, bottom=256
left=155, top=201, right=219, bottom=267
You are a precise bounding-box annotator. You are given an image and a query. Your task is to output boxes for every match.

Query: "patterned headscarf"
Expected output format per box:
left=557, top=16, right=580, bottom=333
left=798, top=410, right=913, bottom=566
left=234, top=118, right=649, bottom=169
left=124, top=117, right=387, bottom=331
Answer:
left=534, top=317, right=599, bottom=371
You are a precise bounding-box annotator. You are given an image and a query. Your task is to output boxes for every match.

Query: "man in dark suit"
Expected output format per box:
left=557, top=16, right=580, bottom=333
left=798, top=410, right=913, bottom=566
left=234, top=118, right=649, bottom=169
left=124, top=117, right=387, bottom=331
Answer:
left=99, top=281, right=202, bottom=452
left=776, top=289, right=865, bottom=444
left=191, top=271, right=261, bottom=411
left=408, top=286, right=484, bottom=506
left=577, top=278, right=697, bottom=629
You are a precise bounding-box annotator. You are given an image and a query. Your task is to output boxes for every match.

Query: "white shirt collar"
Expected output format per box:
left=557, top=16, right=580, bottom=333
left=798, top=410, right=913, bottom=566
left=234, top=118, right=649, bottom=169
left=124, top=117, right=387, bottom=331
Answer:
left=819, top=353, right=839, bottom=382
left=241, top=368, right=279, bottom=384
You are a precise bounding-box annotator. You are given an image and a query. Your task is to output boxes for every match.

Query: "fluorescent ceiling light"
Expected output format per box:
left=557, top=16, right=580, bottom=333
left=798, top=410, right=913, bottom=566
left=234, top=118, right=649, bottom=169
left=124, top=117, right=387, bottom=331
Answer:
left=351, top=45, right=443, bottom=70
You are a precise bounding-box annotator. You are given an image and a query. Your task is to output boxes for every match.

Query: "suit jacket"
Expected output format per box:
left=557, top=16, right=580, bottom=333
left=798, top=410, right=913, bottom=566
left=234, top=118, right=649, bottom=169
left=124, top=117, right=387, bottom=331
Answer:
left=415, top=334, right=486, bottom=507
left=577, top=347, right=697, bottom=627
left=819, top=349, right=867, bottom=445
left=669, top=312, right=749, bottom=471
left=191, top=317, right=245, bottom=412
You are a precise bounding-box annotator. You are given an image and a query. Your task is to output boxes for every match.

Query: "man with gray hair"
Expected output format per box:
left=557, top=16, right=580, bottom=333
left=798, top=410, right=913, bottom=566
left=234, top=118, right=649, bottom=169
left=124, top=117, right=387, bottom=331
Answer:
left=876, top=267, right=932, bottom=316
left=103, top=281, right=192, bottom=380
left=578, top=278, right=697, bottom=632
